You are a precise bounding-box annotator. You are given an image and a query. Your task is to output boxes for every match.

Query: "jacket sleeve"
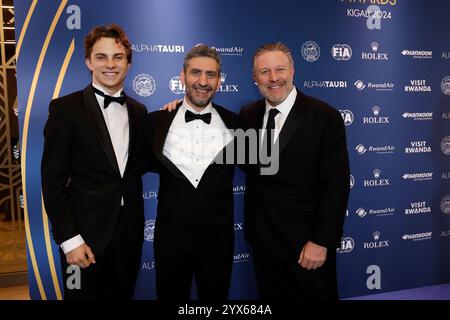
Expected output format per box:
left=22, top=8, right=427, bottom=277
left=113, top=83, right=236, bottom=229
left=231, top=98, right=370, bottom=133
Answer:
left=41, top=99, right=78, bottom=244
left=143, top=111, right=158, bottom=173
left=237, top=107, right=251, bottom=174
left=311, top=109, right=350, bottom=249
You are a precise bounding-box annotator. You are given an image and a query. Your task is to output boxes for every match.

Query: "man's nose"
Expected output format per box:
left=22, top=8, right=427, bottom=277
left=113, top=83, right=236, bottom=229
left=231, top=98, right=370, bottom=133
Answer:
left=198, top=73, right=208, bottom=85
left=268, top=70, right=279, bottom=82
left=105, top=58, right=115, bottom=68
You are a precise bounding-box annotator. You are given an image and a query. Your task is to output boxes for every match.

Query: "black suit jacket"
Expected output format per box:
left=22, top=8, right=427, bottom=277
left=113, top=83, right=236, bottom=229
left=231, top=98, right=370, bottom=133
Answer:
left=41, top=85, right=147, bottom=255
left=147, top=103, right=239, bottom=258
left=239, top=89, right=350, bottom=261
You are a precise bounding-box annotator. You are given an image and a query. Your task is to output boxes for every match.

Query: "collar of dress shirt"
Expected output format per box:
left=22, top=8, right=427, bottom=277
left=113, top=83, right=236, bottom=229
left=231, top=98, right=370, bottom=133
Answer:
left=181, top=97, right=213, bottom=115
left=264, top=86, right=297, bottom=117
left=92, top=82, right=124, bottom=98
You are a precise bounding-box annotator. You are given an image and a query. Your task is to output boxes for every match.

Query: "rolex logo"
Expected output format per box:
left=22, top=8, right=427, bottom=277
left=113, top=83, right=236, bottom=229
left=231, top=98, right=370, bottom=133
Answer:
left=373, top=169, right=381, bottom=179
left=220, top=72, right=227, bottom=84
left=372, top=106, right=380, bottom=116
left=371, top=42, right=379, bottom=52
left=373, top=231, right=381, bottom=241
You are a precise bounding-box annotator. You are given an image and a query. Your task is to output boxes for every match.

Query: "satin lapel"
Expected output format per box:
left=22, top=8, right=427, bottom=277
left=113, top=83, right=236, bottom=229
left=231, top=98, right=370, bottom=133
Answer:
left=153, top=104, right=191, bottom=182
left=249, top=101, right=265, bottom=174
left=153, top=103, right=180, bottom=158
left=254, top=101, right=266, bottom=130
left=82, top=85, right=120, bottom=176
left=124, top=97, right=136, bottom=175
left=199, top=104, right=236, bottom=184
left=214, top=103, right=237, bottom=130
left=277, top=92, right=307, bottom=155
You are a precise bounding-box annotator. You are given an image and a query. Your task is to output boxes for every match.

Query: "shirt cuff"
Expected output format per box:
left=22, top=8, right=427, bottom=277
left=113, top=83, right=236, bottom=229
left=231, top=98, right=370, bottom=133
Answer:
left=60, top=235, right=85, bottom=254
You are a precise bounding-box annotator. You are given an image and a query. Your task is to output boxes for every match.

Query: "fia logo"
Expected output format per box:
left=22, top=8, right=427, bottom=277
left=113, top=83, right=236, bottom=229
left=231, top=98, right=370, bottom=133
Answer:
left=169, top=76, right=185, bottom=95
left=337, top=237, right=355, bottom=253
left=339, top=110, right=354, bottom=126
left=332, top=44, right=352, bottom=61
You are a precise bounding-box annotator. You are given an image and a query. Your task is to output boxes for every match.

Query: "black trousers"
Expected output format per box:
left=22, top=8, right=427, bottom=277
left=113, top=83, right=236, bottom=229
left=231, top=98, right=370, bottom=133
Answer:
left=155, top=248, right=233, bottom=301
left=59, top=208, right=143, bottom=300
left=252, top=248, right=338, bottom=300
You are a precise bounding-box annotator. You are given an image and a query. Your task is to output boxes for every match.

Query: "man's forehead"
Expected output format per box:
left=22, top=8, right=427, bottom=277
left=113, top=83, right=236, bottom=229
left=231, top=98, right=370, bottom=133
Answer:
left=257, top=50, right=289, bottom=60
left=187, top=66, right=219, bottom=71
left=187, top=57, right=219, bottom=68
left=255, top=51, right=291, bottom=66
left=92, top=38, right=125, bottom=49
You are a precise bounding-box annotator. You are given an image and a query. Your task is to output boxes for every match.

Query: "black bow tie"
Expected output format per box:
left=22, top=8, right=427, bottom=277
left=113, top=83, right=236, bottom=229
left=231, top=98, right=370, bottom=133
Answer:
left=92, top=86, right=126, bottom=109
left=185, top=110, right=212, bottom=124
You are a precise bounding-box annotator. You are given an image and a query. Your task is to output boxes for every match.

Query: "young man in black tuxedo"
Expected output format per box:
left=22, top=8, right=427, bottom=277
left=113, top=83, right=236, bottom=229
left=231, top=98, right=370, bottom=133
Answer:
left=239, top=42, right=350, bottom=300
left=41, top=25, right=147, bottom=299
left=147, top=45, right=239, bottom=300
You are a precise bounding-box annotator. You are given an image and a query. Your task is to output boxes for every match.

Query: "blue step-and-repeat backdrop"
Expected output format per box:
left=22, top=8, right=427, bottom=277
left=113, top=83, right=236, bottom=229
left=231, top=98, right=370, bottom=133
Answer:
left=16, top=0, right=450, bottom=300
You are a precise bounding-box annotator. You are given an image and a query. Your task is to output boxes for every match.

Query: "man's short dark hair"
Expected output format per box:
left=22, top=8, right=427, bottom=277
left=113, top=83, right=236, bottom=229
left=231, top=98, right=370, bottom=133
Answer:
left=84, top=24, right=132, bottom=63
left=183, top=45, right=221, bottom=74
left=252, top=42, right=294, bottom=72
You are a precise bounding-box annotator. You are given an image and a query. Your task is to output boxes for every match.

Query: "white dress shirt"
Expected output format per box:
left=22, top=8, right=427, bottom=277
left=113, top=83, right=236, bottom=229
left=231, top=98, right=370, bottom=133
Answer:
left=261, top=87, right=297, bottom=143
left=60, top=83, right=129, bottom=254
left=163, top=98, right=234, bottom=188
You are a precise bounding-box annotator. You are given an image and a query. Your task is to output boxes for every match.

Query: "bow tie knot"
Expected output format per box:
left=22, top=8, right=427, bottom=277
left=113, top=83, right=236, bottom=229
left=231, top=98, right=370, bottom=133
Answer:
left=185, top=110, right=212, bottom=124
left=92, top=85, right=126, bottom=109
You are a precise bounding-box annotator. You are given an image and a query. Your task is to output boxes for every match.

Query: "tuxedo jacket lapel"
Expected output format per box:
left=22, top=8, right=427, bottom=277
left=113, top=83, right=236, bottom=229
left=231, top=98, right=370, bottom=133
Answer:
left=214, top=103, right=239, bottom=130
left=253, top=101, right=266, bottom=131
left=277, top=92, right=307, bottom=155
left=153, top=103, right=191, bottom=182
left=82, top=85, right=121, bottom=176
left=200, top=104, right=239, bottom=182
left=253, top=90, right=307, bottom=171
left=124, top=96, right=137, bottom=176
left=244, top=101, right=266, bottom=175
left=153, top=103, right=179, bottom=158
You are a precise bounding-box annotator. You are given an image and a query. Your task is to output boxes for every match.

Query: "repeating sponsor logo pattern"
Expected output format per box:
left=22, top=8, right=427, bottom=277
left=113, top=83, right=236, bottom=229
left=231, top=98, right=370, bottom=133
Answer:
left=144, top=219, right=155, bottom=242
left=133, top=74, right=156, bottom=97
left=301, top=41, right=320, bottom=62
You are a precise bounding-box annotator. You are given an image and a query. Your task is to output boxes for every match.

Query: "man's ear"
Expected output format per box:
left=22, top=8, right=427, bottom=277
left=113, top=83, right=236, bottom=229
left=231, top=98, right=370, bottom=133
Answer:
left=252, top=72, right=258, bottom=84
left=180, top=69, right=186, bottom=86
left=85, top=58, right=93, bottom=71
